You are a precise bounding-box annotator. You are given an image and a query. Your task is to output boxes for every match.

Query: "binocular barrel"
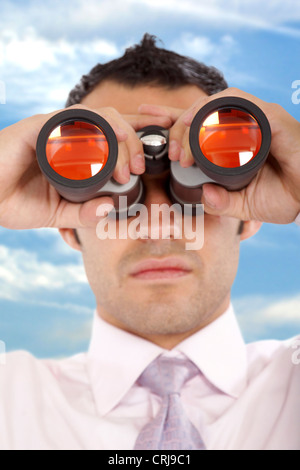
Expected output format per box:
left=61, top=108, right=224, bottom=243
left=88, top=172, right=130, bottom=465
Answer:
left=36, top=97, right=271, bottom=215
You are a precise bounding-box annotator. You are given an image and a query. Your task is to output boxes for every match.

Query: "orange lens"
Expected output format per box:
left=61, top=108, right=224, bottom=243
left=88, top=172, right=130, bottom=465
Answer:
left=46, top=121, right=109, bottom=180
left=199, top=108, right=262, bottom=168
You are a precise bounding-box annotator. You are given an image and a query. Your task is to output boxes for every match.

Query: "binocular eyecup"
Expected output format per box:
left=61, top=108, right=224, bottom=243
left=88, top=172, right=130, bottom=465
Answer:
left=36, top=97, right=271, bottom=217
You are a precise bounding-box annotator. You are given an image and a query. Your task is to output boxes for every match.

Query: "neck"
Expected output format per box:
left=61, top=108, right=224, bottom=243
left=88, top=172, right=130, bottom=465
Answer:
left=97, top=296, right=231, bottom=350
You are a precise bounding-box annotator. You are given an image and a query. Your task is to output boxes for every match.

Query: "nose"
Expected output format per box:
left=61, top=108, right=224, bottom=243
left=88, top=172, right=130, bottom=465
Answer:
left=137, top=176, right=183, bottom=241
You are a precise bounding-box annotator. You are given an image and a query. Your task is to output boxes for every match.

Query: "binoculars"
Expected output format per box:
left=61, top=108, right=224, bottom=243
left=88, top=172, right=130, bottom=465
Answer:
left=36, top=97, right=271, bottom=217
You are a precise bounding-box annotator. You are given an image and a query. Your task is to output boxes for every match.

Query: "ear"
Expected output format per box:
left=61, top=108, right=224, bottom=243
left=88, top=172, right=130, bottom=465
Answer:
left=59, top=229, right=82, bottom=252
left=239, top=220, right=263, bottom=241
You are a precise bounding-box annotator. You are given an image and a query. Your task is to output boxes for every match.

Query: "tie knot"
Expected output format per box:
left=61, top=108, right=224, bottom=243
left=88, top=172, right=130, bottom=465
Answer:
left=137, top=356, right=199, bottom=397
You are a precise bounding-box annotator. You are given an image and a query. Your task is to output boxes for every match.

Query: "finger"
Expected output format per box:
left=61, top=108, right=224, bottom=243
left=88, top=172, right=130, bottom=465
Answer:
left=168, top=139, right=181, bottom=162
left=201, top=184, right=250, bottom=220
left=125, top=114, right=173, bottom=131
left=168, top=110, right=192, bottom=161
left=179, top=130, right=195, bottom=168
left=115, top=121, right=145, bottom=176
left=97, top=112, right=129, bottom=143
left=138, top=104, right=184, bottom=124
left=88, top=111, right=131, bottom=184
left=110, top=126, right=128, bottom=142
left=126, top=131, right=145, bottom=175
left=112, top=141, right=131, bottom=184
left=50, top=196, right=115, bottom=228
left=99, top=111, right=145, bottom=181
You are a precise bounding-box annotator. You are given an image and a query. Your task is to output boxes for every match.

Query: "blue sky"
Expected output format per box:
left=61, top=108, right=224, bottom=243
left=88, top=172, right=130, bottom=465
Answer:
left=0, top=0, right=299, bottom=358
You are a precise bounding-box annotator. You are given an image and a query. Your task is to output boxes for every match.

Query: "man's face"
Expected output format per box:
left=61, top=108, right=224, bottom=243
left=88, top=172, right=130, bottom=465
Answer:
left=64, top=81, right=248, bottom=348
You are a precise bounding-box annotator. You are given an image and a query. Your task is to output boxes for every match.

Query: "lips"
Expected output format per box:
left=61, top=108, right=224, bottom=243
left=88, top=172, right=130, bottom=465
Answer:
left=130, top=257, right=193, bottom=278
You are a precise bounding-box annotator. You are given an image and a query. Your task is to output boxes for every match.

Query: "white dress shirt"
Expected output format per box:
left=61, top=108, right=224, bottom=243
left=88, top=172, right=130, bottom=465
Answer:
left=0, top=305, right=299, bottom=450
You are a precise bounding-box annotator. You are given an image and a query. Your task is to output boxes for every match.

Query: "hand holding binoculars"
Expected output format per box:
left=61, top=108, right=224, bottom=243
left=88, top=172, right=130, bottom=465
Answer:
left=36, top=97, right=271, bottom=217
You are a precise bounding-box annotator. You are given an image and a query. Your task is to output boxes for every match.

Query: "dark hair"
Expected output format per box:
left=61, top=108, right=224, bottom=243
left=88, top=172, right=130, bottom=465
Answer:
left=66, top=34, right=228, bottom=106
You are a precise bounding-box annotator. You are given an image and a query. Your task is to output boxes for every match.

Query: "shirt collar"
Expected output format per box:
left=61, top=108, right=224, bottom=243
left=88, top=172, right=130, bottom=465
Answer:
left=87, top=316, right=165, bottom=416
left=177, top=304, right=247, bottom=398
left=87, top=304, right=247, bottom=416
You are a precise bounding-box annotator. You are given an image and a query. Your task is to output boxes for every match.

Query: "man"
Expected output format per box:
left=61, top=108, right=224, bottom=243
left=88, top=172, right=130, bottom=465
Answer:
left=0, top=34, right=299, bottom=450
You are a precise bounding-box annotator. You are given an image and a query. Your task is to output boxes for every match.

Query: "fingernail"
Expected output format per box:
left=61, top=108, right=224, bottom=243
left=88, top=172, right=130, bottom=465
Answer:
left=122, top=163, right=130, bottom=180
left=134, top=154, right=145, bottom=170
left=169, top=140, right=180, bottom=161
left=203, top=190, right=218, bottom=208
left=179, top=148, right=187, bottom=166
left=115, top=127, right=128, bottom=141
left=183, top=109, right=195, bottom=126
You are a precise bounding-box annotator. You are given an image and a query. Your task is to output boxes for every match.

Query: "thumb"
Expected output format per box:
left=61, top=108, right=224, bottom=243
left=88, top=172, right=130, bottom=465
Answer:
left=52, top=196, right=115, bottom=229
left=202, top=184, right=249, bottom=220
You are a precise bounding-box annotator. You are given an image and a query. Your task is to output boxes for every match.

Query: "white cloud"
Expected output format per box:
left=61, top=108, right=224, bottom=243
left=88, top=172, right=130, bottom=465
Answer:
left=0, top=244, right=88, bottom=302
left=1, top=29, right=118, bottom=73
left=133, top=0, right=300, bottom=37
left=0, top=0, right=298, bottom=116
left=234, top=294, right=300, bottom=340
left=171, top=34, right=237, bottom=69
left=0, top=29, right=238, bottom=115
left=1, top=0, right=300, bottom=35
left=262, top=297, right=300, bottom=323
left=23, top=299, right=94, bottom=317
left=0, top=24, right=120, bottom=113
left=2, top=28, right=58, bottom=72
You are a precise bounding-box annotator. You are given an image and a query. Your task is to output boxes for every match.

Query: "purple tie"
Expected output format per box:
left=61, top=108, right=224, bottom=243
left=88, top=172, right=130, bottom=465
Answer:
left=134, top=356, right=205, bottom=450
